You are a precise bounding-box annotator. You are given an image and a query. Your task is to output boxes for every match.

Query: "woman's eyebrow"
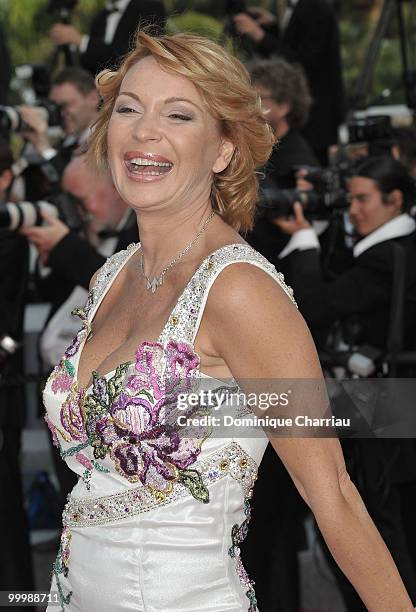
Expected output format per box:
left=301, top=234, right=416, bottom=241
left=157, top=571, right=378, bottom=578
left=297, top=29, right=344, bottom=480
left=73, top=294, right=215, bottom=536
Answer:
left=117, top=91, right=202, bottom=112
left=164, top=97, right=203, bottom=112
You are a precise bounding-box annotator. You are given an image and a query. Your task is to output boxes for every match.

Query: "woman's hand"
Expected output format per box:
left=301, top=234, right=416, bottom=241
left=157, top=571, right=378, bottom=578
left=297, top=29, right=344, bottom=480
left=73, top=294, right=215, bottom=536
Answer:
left=273, top=201, right=312, bottom=234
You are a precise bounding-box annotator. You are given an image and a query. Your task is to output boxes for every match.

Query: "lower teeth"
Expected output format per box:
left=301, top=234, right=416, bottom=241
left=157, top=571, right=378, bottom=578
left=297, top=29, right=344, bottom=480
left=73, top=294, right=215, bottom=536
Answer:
left=131, top=169, right=163, bottom=175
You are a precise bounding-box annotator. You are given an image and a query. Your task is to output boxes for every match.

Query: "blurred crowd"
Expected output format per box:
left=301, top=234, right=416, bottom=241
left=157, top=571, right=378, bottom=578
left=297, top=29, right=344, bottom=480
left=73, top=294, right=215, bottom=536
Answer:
left=1, top=1, right=416, bottom=611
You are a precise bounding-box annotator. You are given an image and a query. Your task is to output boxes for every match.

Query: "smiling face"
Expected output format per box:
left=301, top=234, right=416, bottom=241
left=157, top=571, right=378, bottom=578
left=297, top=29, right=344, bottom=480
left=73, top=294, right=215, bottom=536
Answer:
left=107, top=56, right=234, bottom=216
left=348, top=176, right=403, bottom=236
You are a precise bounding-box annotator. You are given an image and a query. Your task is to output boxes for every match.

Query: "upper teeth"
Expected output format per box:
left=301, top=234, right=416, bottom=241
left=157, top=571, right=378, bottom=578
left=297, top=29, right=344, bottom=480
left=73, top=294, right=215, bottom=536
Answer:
left=129, top=158, right=172, bottom=167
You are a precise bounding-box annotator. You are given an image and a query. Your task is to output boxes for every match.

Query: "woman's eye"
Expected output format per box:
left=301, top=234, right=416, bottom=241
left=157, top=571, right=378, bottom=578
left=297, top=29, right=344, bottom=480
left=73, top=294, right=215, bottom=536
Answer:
left=168, top=113, right=192, bottom=121
left=116, top=106, right=137, bottom=114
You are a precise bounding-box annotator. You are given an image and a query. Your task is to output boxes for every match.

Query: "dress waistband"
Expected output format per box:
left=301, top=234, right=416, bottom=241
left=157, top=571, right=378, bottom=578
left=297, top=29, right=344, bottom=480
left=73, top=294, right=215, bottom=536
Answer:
left=63, top=442, right=257, bottom=528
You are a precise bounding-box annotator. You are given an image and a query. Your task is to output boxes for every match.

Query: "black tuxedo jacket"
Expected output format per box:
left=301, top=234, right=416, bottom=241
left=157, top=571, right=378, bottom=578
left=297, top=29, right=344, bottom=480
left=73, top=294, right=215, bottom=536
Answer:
left=81, top=0, right=166, bottom=75
left=279, top=232, right=416, bottom=350
left=37, top=214, right=139, bottom=318
left=0, top=232, right=30, bottom=427
left=246, top=129, right=319, bottom=262
left=257, top=0, right=345, bottom=154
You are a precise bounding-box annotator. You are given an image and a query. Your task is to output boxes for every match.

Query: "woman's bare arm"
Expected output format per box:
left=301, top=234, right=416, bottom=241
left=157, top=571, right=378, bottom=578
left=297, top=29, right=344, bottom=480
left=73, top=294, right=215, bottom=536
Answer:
left=205, top=262, right=414, bottom=612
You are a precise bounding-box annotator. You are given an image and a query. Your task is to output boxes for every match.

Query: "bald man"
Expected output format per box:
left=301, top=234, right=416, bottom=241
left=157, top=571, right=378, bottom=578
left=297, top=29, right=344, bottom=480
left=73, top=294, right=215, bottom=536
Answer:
left=22, top=154, right=138, bottom=289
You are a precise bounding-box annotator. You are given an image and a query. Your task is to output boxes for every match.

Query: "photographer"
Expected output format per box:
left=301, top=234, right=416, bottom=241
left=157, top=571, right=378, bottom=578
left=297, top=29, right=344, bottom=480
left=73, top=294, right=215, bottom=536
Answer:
left=275, top=155, right=416, bottom=609
left=0, top=138, right=34, bottom=604
left=276, top=156, right=416, bottom=348
left=19, top=67, right=100, bottom=198
left=246, top=56, right=319, bottom=262
left=23, top=153, right=138, bottom=340
left=233, top=0, right=345, bottom=162
left=49, top=0, right=166, bottom=76
left=22, top=154, right=138, bottom=504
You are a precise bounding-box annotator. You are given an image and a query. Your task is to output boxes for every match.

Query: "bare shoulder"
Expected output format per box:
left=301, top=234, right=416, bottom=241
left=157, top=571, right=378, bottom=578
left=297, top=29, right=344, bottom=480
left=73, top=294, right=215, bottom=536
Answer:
left=204, top=259, right=321, bottom=380
left=208, top=257, right=296, bottom=311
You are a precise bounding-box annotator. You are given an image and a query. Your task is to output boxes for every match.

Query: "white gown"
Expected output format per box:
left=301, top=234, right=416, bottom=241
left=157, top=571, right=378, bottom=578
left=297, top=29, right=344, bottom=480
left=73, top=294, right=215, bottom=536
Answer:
left=43, top=243, right=295, bottom=612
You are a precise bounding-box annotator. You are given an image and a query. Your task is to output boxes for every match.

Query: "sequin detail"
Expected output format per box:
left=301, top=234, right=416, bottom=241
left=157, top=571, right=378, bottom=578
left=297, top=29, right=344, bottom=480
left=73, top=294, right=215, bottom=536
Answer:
left=88, top=243, right=138, bottom=310
left=63, top=441, right=257, bottom=528
left=52, top=526, right=72, bottom=612
left=159, top=243, right=296, bottom=346
left=229, top=498, right=258, bottom=611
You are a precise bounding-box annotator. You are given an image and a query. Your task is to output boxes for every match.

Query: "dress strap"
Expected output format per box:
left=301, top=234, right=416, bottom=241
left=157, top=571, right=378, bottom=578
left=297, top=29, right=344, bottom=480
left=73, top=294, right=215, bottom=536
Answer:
left=86, top=243, right=140, bottom=319
left=158, top=243, right=296, bottom=346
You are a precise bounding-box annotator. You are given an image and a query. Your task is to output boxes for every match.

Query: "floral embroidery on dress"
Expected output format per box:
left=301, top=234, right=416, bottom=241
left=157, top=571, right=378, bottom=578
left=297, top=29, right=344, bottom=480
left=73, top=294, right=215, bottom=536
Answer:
left=83, top=340, right=211, bottom=501
left=46, top=293, right=94, bottom=397
left=47, top=331, right=212, bottom=502
left=61, top=385, right=87, bottom=442
left=53, top=526, right=73, bottom=612
left=229, top=497, right=258, bottom=612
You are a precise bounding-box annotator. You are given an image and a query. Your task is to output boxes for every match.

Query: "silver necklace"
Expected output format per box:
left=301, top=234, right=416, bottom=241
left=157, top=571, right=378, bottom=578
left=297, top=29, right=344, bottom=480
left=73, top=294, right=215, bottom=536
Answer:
left=139, top=210, right=216, bottom=293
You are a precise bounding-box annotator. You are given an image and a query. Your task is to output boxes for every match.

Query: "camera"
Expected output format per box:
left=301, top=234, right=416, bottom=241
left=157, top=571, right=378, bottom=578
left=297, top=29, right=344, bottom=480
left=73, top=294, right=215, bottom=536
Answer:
left=0, top=192, right=86, bottom=232
left=0, top=101, right=63, bottom=136
left=43, top=0, right=78, bottom=24
left=346, top=115, right=393, bottom=147
left=259, top=115, right=397, bottom=221
left=225, top=0, right=247, bottom=15
left=0, top=335, right=20, bottom=377
left=259, top=165, right=350, bottom=221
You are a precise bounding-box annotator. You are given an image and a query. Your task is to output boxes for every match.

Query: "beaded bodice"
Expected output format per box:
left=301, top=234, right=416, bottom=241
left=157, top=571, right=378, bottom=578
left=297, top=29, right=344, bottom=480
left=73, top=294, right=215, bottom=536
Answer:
left=44, top=241, right=297, bottom=612
left=43, top=242, right=295, bottom=503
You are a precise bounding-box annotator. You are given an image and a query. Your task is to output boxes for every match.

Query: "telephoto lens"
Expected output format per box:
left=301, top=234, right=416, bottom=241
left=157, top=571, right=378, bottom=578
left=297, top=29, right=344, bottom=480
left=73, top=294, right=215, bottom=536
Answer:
left=0, top=200, right=59, bottom=230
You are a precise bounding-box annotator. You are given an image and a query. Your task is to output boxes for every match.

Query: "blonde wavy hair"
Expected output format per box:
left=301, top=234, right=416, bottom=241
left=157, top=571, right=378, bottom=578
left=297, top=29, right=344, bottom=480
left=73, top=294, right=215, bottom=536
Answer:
left=87, top=30, right=275, bottom=232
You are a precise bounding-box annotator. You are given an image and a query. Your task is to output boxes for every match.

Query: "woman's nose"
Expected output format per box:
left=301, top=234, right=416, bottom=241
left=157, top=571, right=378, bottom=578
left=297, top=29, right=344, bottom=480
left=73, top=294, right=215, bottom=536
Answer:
left=132, top=112, right=162, bottom=142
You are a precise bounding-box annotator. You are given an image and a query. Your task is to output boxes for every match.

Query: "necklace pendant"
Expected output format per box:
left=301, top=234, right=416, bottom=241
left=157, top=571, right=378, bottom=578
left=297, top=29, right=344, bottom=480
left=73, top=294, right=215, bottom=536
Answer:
left=147, top=275, right=163, bottom=293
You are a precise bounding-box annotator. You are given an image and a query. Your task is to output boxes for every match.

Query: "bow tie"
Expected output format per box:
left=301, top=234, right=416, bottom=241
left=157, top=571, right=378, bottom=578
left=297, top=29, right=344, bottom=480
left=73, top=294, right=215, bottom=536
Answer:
left=105, top=1, right=121, bottom=13
left=97, top=228, right=120, bottom=239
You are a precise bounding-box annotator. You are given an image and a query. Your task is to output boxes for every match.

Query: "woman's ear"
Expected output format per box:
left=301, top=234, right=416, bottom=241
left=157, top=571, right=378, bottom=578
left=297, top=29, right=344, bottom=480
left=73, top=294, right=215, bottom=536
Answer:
left=212, top=139, right=235, bottom=174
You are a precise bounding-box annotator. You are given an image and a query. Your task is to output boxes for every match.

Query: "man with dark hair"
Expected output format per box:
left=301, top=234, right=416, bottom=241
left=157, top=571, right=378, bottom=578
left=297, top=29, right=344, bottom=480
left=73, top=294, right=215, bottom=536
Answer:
left=249, top=57, right=318, bottom=189
left=246, top=57, right=319, bottom=262
left=49, top=0, right=166, bottom=76
left=19, top=67, right=100, bottom=198
left=20, top=67, right=99, bottom=161
left=276, top=156, right=416, bottom=345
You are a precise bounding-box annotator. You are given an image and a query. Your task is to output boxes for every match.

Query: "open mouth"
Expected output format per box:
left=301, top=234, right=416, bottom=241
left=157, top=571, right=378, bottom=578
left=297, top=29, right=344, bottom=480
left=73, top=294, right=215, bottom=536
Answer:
left=124, top=152, right=174, bottom=177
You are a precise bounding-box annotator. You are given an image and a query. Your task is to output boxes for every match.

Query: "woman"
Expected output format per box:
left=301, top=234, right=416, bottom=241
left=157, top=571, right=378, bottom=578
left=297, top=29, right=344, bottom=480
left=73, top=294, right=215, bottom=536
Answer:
left=43, top=31, right=414, bottom=611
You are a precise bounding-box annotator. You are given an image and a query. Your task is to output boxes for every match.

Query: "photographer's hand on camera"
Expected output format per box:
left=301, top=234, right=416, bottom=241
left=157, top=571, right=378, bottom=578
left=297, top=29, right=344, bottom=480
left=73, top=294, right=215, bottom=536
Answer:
left=245, top=6, right=277, bottom=26
left=20, top=210, right=69, bottom=263
left=273, top=201, right=312, bottom=234
left=296, top=168, right=315, bottom=192
left=49, top=23, right=82, bottom=48
left=18, top=105, right=52, bottom=155
left=233, top=12, right=265, bottom=42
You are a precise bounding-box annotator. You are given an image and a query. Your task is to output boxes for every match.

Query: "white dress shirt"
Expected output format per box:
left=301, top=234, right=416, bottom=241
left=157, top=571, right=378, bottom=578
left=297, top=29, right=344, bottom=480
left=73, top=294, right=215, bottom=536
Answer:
left=278, top=213, right=416, bottom=260
left=79, top=0, right=130, bottom=52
